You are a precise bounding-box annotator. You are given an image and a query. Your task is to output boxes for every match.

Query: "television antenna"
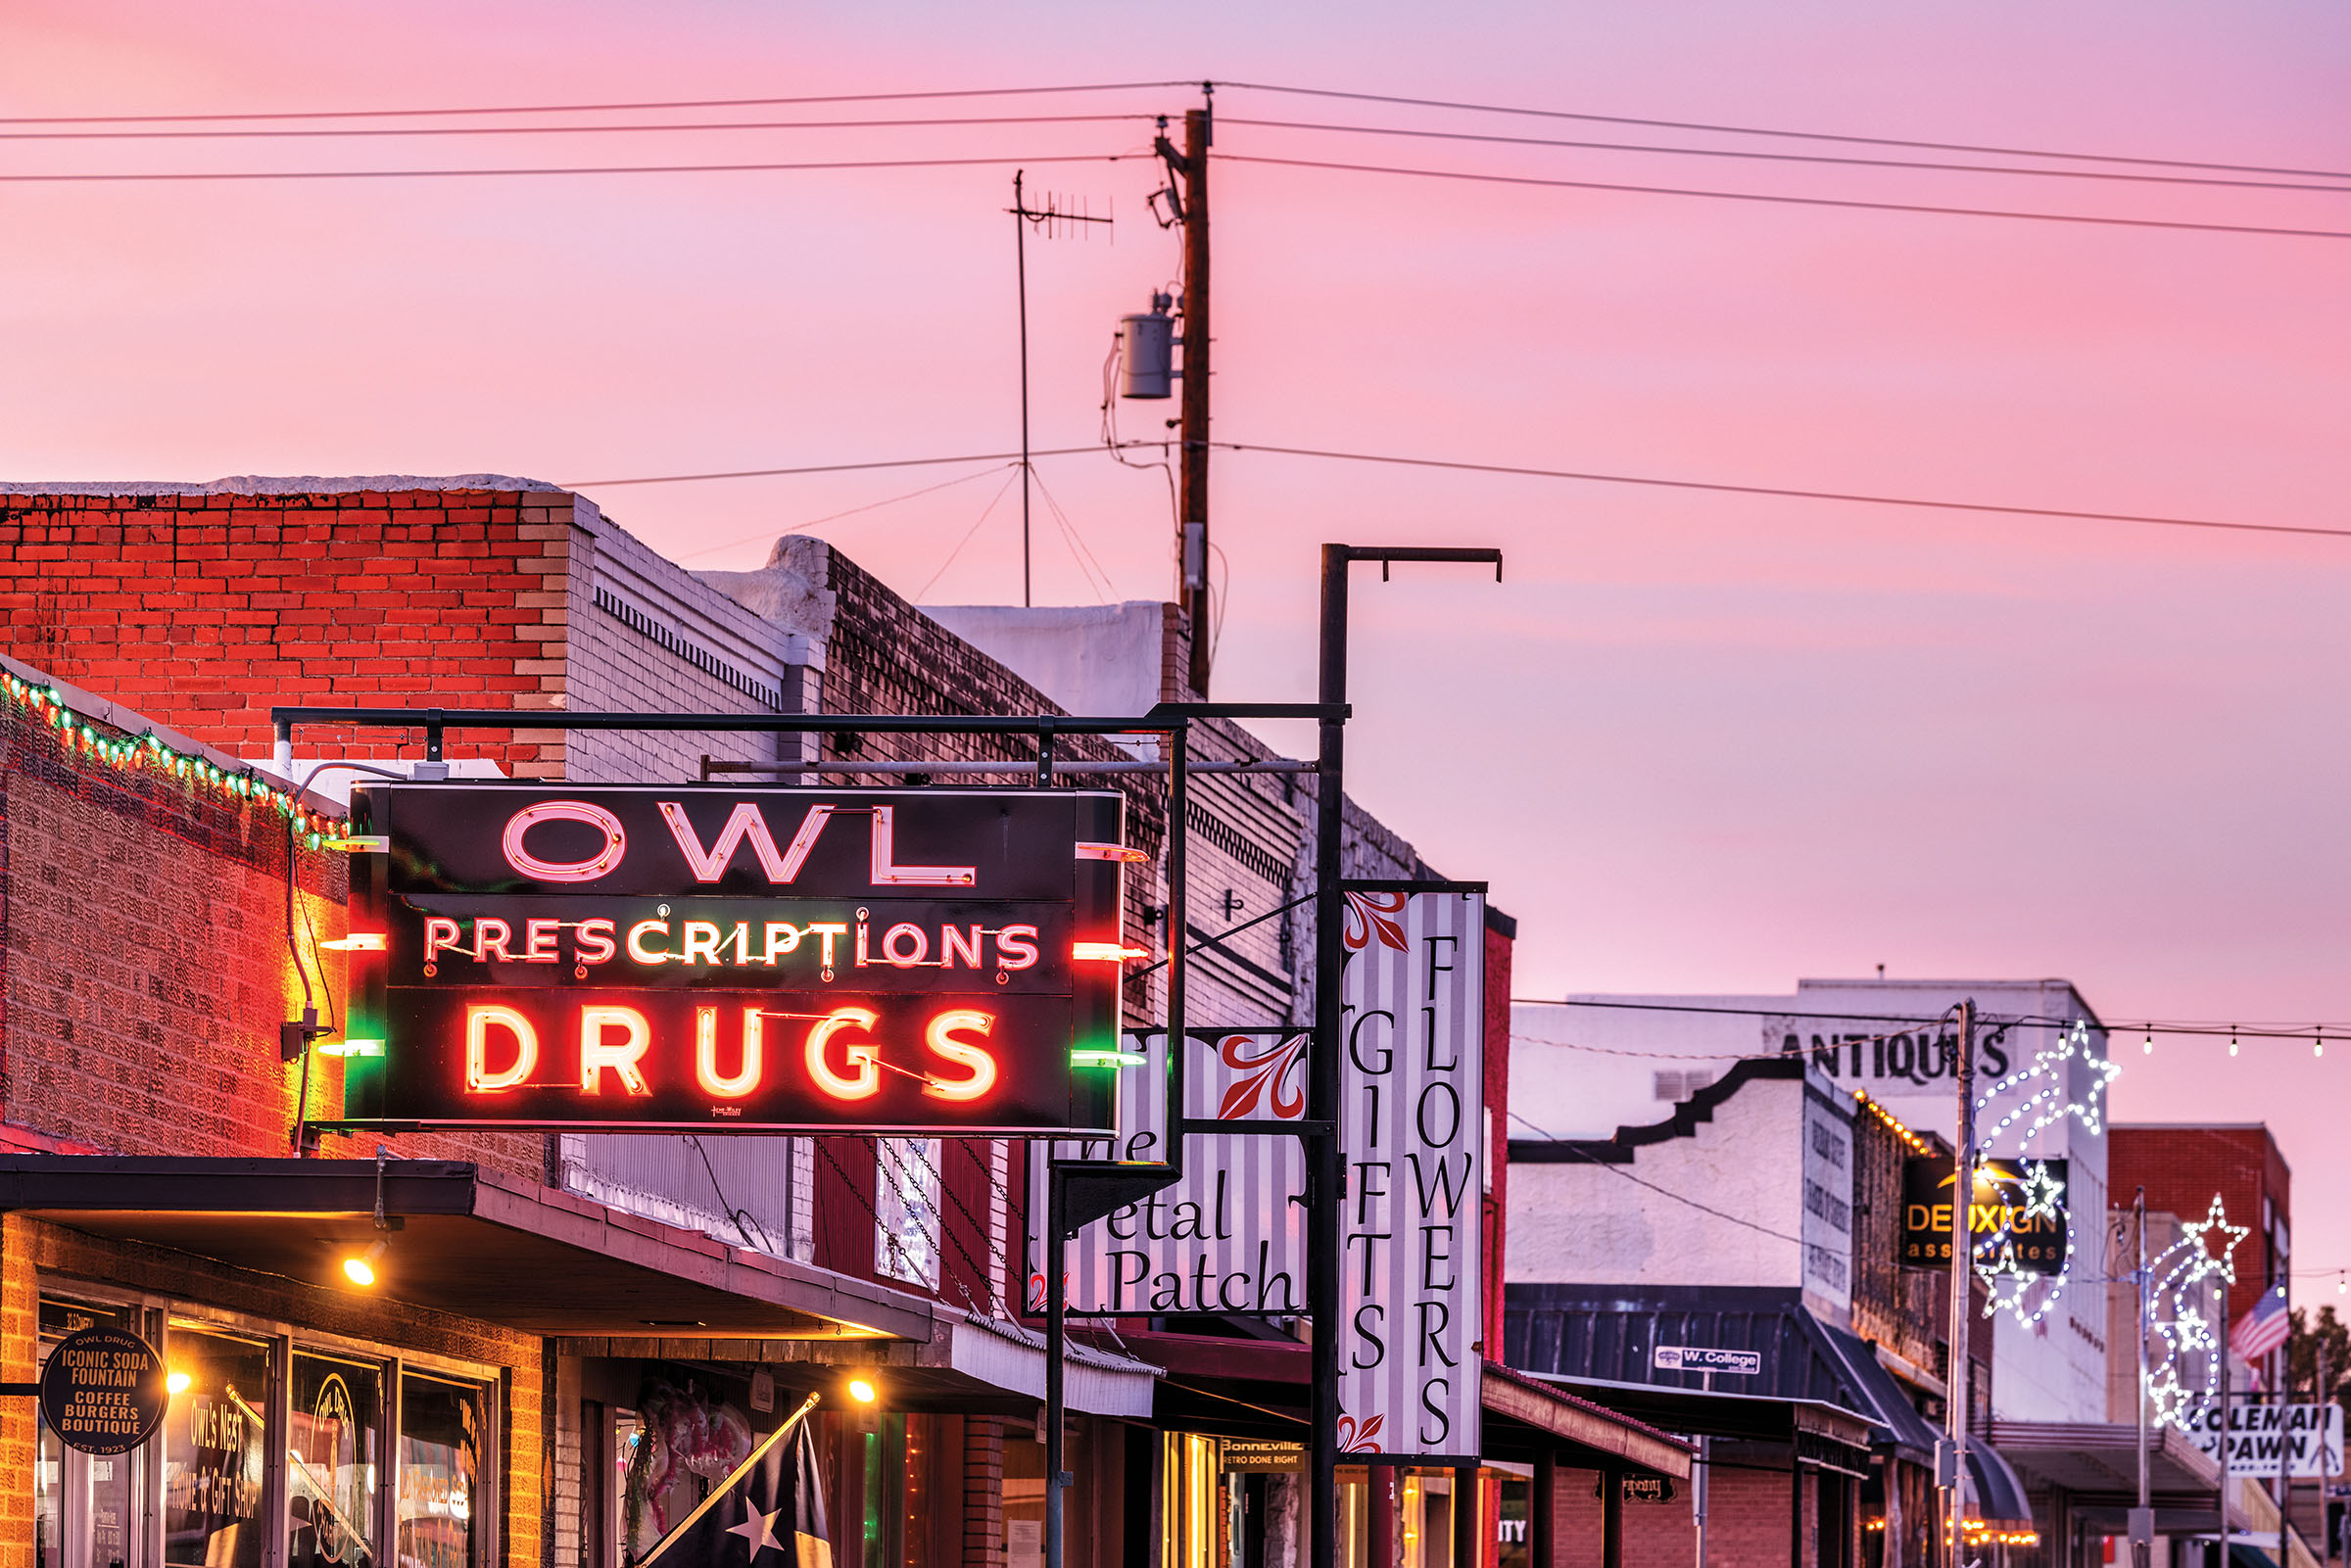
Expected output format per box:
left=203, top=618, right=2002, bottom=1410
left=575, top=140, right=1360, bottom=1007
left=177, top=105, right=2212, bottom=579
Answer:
left=1010, top=169, right=1111, bottom=606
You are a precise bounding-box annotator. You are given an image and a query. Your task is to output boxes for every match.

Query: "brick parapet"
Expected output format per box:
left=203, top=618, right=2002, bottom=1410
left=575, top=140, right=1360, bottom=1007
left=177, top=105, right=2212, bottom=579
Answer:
left=0, top=487, right=580, bottom=777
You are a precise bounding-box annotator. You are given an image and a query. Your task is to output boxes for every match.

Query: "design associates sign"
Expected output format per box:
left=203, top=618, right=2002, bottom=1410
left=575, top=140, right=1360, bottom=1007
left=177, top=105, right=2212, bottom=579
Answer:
left=339, top=784, right=1127, bottom=1135
left=1032, top=886, right=1485, bottom=1463
left=1898, top=1157, right=2069, bottom=1274
left=40, top=1325, right=169, bottom=1454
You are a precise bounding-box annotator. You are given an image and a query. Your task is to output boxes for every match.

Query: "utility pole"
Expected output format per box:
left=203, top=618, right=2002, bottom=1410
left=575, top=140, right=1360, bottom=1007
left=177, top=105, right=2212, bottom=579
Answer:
left=1310, top=546, right=1502, bottom=1568
left=2320, top=1341, right=2333, bottom=1568
left=2221, top=1275, right=2234, bottom=1562
left=2134, top=1186, right=2153, bottom=1568
left=1163, top=91, right=1214, bottom=694
left=1946, top=1000, right=1976, bottom=1568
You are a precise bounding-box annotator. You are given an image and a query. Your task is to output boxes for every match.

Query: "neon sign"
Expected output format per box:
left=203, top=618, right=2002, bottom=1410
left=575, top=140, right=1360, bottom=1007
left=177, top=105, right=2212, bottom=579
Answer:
left=332, top=784, right=1126, bottom=1134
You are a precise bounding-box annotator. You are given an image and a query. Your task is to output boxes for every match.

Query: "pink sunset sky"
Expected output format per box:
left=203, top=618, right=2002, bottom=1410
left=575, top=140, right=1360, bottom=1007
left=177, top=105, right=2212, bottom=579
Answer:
left=8, top=4, right=2351, bottom=1272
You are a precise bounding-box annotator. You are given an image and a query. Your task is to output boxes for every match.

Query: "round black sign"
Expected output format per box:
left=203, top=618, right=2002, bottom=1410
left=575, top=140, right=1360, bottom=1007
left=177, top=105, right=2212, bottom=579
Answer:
left=39, top=1325, right=168, bottom=1454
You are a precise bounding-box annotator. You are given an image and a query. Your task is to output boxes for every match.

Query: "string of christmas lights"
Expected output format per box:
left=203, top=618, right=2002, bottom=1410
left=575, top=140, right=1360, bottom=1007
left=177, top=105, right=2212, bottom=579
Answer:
left=0, top=671, right=346, bottom=843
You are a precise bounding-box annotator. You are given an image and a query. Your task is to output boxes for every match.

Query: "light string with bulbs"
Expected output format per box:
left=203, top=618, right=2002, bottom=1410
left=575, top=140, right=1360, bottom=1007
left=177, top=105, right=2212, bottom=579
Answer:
left=1, top=671, right=346, bottom=843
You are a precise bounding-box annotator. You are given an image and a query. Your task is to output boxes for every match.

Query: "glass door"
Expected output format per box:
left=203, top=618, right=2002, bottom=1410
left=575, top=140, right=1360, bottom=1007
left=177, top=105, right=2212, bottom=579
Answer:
left=38, top=1299, right=149, bottom=1568
left=162, top=1323, right=272, bottom=1568
left=288, top=1352, right=384, bottom=1568
left=397, top=1372, right=488, bottom=1568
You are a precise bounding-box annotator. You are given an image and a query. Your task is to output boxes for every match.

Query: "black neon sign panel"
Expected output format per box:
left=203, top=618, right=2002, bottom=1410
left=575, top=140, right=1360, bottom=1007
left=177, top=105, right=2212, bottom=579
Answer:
left=334, top=784, right=1128, bottom=1134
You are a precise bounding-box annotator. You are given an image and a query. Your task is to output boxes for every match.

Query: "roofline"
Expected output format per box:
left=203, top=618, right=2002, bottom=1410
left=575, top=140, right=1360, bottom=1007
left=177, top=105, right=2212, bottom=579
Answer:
left=1508, top=1055, right=1807, bottom=1163
left=0, top=475, right=563, bottom=498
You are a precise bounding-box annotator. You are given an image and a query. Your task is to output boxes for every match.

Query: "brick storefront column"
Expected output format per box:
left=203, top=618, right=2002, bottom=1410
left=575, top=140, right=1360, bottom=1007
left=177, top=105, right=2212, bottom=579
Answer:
left=0, top=1214, right=36, bottom=1568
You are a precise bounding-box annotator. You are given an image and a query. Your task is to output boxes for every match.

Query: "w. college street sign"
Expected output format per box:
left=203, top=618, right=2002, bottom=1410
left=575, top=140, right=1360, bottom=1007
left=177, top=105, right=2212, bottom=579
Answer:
left=1032, top=886, right=1485, bottom=1462
left=336, top=784, right=1126, bottom=1134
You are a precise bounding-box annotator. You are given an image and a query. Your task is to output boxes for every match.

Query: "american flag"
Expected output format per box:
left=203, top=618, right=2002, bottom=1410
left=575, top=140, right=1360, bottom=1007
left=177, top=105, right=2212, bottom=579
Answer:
left=2231, top=1283, right=2293, bottom=1362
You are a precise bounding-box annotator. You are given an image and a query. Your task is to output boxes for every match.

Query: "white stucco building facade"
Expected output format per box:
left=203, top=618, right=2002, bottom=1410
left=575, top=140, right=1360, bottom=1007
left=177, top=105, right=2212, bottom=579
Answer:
left=1511, top=976, right=2113, bottom=1423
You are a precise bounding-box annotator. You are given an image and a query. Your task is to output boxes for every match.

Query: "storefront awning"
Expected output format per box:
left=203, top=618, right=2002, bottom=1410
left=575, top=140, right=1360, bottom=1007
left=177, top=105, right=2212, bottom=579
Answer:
left=1988, top=1420, right=2225, bottom=1534
left=0, top=1154, right=933, bottom=1341
left=1128, top=1332, right=1692, bottom=1479
left=1521, top=1371, right=1877, bottom=1479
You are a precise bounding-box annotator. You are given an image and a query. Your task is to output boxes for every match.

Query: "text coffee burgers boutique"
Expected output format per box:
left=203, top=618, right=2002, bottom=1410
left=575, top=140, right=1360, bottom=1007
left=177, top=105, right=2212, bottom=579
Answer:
left=0, top=667, right=1143, bottom=1568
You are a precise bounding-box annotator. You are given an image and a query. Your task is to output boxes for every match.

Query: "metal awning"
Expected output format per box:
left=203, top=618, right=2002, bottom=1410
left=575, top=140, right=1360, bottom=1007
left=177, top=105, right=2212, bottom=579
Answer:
left=1967, top=1445, right=2035, bottom=1527
left=1524, top=1371, right=1877, bottom=1478
left=1989, top=1420, right=2226, bottom=1533
left=0, top=1155, right=933, bottom=1341
left=1128, top=1333, right=1693, bottom=1479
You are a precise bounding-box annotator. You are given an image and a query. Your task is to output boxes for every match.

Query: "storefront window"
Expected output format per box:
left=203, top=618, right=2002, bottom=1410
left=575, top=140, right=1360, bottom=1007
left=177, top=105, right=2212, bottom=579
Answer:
left=873, top=1139, right=940, bottom=1288
left=39, top=1299, right=142, bottom=1568
left=164, top=1324, right=271, bottom=1568
left=289, top=1353, right=384, bottom=1568
left=398, top=1373, right=487, bottom=1568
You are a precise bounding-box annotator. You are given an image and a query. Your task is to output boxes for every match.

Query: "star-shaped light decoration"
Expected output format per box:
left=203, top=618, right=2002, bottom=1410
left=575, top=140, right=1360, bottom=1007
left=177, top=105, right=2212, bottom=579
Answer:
left=727, top=1499, right=785, bottom=1560
left=2179, top=1195, right=2250, bottom=1286
left=1977, top=1257, right=2039, bottom=1321
left=2143, top=1366, right=2192, bottom=1429
left=2173, top=1304, right=2215, bottom=1353
left=2017, top=1161, right=2066, bottom=1224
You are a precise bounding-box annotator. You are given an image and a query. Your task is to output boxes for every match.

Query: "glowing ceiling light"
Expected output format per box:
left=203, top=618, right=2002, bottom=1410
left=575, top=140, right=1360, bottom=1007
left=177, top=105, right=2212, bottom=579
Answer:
left=342, top=1239, right=389, bottom=1288
left=847, top=1377, right=878, bottom=1404
left=167, top=1370, right=192, bottom=1396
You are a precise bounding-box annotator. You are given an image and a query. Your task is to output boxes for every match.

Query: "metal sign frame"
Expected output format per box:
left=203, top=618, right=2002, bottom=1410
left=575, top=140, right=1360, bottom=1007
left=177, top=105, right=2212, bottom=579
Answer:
left=269, top=534, right=1503, bottom=1568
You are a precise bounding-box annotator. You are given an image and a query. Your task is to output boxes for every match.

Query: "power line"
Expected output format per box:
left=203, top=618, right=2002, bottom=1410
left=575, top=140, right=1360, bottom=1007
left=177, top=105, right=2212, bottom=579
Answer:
left=0, top=80, right=1194, bottom=126
left=1507, top=1110, right=1805, bottom=1245
left=1216, top=153, right=2351, bottom=242
left=1219, top=80, right=2351, bottom=184
left=563, top=439, right=2344, bottom=544
left=1210, top=440, right=2351, bottom=542
left=561, top=439, right=2342, bottom=546
left=0, top=151, right=1136, bottom=184
left=1220, top=117, right=2351, bottom=196
left=669, top=461, right=1020, bottom=564
left=0, top=113, right=1153, bottom=142
left=563, top=445, right=1118, bottom=488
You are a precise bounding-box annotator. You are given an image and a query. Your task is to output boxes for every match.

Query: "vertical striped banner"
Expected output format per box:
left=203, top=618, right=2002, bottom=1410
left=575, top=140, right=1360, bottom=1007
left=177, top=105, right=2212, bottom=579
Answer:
left=1031, top=1027, right=1311, bottom=1315
left=1027, top=887, right=1485, bottom=1468
left=1335, top=888, right=1485, bottom=1462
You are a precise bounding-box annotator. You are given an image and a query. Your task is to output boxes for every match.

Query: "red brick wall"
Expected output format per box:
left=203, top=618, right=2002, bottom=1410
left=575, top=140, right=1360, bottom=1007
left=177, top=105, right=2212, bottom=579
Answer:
left=1483, top=919, right=1512, bottom=1360
left=1550, top=1464, right=1808, bottom=1568
left=0, top=687, right=541, bottom=1175
left=0, top=488, right=579, bottom=777
left=964, top=1416, right=1007, bottom=1568
left=2111, top=1125, right=2289, bottom=1331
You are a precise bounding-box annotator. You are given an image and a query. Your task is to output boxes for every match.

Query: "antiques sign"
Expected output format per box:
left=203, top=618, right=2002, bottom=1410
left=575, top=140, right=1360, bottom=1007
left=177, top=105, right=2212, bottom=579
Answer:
left=339, top=784, right=1126, bottom=1134
left=40, top=1325, right=168, bottom=1454
left=1899, top=1157, right=2069, bottom=1273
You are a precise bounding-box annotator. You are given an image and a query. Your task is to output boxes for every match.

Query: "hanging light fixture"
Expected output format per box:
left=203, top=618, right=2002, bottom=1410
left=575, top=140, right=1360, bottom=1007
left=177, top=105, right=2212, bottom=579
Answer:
left=341, top=1240, right=388, bottom=1288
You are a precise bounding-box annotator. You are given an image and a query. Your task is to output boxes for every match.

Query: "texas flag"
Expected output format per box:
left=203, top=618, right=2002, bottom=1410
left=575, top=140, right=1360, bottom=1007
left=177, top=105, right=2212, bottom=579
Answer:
left=642, top=1398, right=831, bottom=1568
left=2231, top=1283, right=2293, bottom=1363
